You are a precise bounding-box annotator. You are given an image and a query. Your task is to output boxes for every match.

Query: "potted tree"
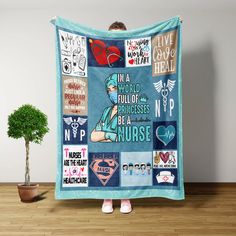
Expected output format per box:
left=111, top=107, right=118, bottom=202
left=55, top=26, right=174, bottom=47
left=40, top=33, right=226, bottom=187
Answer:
left=7, top=104, right=49, bottom=203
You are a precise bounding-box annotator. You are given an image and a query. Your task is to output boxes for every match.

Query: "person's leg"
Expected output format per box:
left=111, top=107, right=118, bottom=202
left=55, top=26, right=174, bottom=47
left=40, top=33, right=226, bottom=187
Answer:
left=102, top=199, right=113, bottom=213
left=120, top=199, right=132, bottom=213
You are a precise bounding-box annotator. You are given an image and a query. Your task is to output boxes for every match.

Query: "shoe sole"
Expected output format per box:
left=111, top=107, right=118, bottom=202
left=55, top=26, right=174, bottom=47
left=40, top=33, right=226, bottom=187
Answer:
left=102, top=208, right=113, bottom=214
left=102, top=210, right=113, bottom=214
left=120, top=209, right=132, bottom=214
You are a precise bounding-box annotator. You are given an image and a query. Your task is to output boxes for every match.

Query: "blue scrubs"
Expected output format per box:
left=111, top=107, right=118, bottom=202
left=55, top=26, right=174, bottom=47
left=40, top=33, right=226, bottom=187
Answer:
left=94, top=105, right=117, bottom=142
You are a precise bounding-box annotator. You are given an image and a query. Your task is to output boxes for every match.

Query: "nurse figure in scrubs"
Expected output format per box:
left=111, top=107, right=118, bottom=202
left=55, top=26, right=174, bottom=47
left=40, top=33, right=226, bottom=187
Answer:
left=91, top=21, right=132, bottom=215
left=90, top=73, right=118, bottom=142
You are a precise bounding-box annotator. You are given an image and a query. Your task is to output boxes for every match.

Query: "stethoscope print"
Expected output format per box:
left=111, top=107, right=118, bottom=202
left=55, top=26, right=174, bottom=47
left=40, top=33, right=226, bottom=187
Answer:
left=90, top=39, right=123, bottom=67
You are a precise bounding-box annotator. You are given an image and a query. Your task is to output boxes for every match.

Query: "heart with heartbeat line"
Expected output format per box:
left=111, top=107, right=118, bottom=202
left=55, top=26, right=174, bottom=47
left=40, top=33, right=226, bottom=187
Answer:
left=156, top=125, right=175, bottom=146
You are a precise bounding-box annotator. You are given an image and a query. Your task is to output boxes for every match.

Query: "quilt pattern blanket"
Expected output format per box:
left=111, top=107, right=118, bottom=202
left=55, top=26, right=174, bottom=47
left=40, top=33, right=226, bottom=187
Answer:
left=51, top=16, right=185, bottom=200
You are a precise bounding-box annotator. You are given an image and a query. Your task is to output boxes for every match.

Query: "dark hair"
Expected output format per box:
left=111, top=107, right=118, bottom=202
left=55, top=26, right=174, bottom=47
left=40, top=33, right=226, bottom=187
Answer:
left=108, top=21, right=127, bottom=31
left=122, top=164, right=128, bottom=170
left=146, top=162, right=151, bottom=167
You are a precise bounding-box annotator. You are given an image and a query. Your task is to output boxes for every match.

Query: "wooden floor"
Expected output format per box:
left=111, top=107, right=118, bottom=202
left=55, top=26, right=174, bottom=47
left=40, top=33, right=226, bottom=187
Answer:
left=0, top=183, right=236, bottom=236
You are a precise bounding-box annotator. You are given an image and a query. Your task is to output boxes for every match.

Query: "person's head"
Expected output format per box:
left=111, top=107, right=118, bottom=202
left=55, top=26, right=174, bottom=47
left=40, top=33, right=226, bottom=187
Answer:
left=123, top=163, right=128, bottom=170
left=141, top=163, right=146, bottom=170
left=146, top=162, right=151, bottom=170
left=108, top=21, right=127, bottom=31
left=134, top=163, right=140, bottom=169
left=129, top=163, right=133, bottom=170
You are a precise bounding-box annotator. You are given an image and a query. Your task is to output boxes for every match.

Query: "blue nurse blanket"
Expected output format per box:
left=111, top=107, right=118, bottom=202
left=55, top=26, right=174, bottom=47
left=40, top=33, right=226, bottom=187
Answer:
left=51, top=15, right=185, bottom=200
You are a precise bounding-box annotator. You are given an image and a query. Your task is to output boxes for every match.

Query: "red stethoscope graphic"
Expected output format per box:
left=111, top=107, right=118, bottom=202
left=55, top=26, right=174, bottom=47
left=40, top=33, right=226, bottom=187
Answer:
left=89, top=39, right=123, bottom=67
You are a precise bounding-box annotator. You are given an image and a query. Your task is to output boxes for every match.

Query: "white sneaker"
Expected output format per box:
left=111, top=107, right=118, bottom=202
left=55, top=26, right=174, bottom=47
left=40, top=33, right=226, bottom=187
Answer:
left=120, top=199, right=132, bottom=214
left=102, top=199, right=113, bottom=213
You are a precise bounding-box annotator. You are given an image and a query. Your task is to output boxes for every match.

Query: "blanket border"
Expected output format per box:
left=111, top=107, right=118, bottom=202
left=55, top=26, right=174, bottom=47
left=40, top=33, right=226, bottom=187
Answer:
left=52, top=16, right=185, bottom=200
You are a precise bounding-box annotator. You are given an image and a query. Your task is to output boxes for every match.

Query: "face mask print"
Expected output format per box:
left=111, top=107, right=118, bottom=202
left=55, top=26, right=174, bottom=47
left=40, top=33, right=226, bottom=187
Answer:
left=108, top=91, right=118, bottom=104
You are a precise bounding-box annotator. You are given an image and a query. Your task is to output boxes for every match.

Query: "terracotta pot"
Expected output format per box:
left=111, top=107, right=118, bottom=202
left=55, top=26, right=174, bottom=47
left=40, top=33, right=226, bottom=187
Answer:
left=17, top=183, right=39, bottom=203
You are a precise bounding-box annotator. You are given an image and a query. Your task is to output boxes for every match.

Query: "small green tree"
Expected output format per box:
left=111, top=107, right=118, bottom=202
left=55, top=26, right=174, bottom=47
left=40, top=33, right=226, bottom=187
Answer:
left=7, top=104, right=49, bottom=186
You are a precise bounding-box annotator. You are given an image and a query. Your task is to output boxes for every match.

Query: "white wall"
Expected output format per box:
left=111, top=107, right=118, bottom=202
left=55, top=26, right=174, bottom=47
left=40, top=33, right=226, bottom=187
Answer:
left=0, top=0, right=235, bottom=182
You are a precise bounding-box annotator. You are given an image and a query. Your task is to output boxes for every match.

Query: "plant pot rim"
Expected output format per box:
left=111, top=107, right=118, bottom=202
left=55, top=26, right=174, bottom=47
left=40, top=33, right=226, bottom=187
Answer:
left=17, top=183, right=39, bottom=188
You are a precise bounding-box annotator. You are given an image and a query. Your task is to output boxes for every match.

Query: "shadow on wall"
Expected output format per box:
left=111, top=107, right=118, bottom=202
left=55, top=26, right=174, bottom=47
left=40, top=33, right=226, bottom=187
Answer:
left=182, top=41, right=216, bottom=183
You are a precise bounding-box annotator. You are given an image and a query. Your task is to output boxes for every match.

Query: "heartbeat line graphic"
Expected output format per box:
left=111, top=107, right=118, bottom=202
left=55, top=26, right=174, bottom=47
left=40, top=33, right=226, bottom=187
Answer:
left=158, top=131, right=175, bottom=139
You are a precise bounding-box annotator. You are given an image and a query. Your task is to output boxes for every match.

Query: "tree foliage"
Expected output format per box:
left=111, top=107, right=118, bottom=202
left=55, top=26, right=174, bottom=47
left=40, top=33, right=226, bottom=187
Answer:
left=7, top=104, right=49, bottom=144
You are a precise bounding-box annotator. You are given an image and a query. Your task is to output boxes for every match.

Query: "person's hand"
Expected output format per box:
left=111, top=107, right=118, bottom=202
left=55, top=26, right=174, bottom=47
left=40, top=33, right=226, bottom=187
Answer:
left=105, top=132, right=117, bottom=142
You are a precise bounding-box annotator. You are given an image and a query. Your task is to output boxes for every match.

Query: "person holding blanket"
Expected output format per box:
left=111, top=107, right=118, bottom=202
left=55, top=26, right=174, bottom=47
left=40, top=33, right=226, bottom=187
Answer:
left=96, top=21, right=132, bottom=214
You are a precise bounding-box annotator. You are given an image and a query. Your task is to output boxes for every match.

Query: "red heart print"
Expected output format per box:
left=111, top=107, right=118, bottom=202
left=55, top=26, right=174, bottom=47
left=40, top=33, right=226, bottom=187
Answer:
left=89, top=39, right=121, bottom=65
left=160, top=152, right=169, bottom=163
left=81, top=167, right=84, bottom=172
left=129, top=59, right=134, bottom=64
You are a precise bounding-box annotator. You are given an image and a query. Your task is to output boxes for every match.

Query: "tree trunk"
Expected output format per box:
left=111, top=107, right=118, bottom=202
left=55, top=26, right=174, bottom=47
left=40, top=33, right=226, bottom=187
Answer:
left=25, top=140, right=30, bottom=186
